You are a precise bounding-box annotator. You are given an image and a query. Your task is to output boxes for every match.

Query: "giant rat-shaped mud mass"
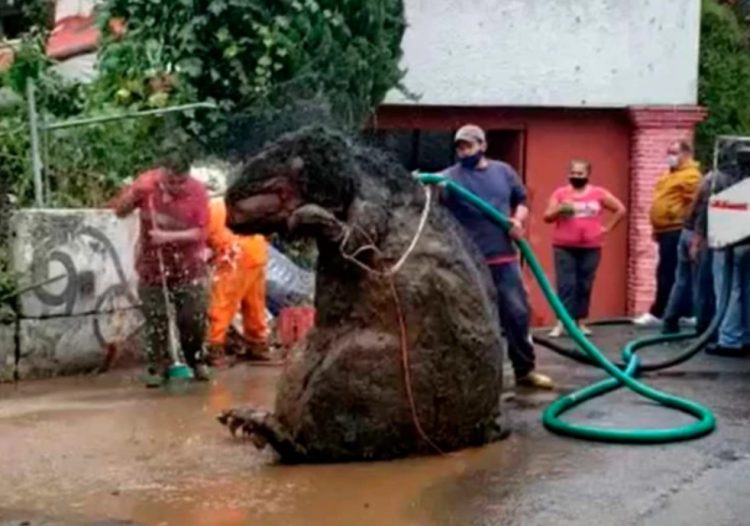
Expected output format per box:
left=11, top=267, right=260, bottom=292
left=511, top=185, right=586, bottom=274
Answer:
left=218, top=126, right=507, bottom=462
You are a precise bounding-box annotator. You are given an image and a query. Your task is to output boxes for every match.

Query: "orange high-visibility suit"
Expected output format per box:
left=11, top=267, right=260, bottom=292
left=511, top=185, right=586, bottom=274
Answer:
left=206, top=198, right=268, bottom=347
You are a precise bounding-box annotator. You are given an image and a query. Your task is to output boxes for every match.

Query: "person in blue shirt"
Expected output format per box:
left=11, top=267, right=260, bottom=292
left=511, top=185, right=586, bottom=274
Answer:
left=442, top=124, right=553, bottom=389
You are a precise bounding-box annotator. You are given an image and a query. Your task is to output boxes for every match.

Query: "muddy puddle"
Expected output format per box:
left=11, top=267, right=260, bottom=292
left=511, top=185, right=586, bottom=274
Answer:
left=5, top=328, right=749, bottom=526
left=0, top=365, right=530, bottom=526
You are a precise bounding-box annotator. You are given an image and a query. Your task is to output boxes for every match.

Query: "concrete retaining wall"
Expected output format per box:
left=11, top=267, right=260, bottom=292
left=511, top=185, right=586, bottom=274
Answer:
left=6, top=209, right=143, bottom=380
left=17, top=309, right=142, bottom=379
left=3, top=207, right=310, bottom=381
left=0, top=322, right=15, bottom=382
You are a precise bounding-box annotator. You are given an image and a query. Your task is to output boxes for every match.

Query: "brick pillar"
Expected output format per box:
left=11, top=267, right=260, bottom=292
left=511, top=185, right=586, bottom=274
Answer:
left=627, top=106, right=707, bottom=316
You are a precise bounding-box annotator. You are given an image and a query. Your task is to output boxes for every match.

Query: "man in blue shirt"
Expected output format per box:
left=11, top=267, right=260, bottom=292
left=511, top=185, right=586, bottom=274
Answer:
left=443, top=124, right=553, bottom=389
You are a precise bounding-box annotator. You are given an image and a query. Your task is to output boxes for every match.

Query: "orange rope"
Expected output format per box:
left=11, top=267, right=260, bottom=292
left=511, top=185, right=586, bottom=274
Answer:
left=388, top=277, right=445, bottom=455
left=334, top=194, right=443, bottom=454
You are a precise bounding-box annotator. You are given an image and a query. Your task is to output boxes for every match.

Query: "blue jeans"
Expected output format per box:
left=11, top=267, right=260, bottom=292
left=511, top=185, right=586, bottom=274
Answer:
left=663, top=229, right=697, bottom=329
left=489, top=262, right=535, bottom=378
left=713, top=245, right=750, bottom=349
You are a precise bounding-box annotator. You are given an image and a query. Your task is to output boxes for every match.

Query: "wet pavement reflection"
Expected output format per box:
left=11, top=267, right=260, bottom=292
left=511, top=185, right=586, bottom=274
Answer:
left=3, top=326, right=750, bottom=526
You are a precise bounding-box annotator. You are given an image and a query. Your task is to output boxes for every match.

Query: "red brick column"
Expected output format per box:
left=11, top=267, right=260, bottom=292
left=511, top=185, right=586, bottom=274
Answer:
left=627, top=106, right=707, bottom=316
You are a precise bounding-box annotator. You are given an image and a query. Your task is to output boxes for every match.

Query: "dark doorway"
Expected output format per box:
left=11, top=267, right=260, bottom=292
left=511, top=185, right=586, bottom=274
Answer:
left=485, top=130, right=526, bottom=181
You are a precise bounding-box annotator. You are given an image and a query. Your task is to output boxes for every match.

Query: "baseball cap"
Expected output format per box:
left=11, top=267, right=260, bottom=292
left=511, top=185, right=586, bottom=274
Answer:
left=454, top=124, right=486, bottom=145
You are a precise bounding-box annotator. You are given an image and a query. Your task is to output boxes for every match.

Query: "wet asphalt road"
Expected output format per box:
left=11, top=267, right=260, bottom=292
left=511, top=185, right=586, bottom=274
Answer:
left=2, top=325, right=750, bottom=526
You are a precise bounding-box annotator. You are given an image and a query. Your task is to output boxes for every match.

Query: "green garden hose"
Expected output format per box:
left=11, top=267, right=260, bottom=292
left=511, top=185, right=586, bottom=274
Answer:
left=418, top=173, right=716, bottom=443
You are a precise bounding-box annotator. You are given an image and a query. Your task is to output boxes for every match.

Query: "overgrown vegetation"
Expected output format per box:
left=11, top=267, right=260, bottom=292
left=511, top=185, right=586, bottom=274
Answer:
left=96, top=0, right=406, bottom=139
left=19, top=0, right=56, bottom=32
left=0, top=1, right=406, bottom=209
left=0, top=0, right=406, bottom=302
left=0, top=35, right=159, bottom=207
left=0, top=0, right=407, bottom=208
left=697, top=0, right=750, bottom=164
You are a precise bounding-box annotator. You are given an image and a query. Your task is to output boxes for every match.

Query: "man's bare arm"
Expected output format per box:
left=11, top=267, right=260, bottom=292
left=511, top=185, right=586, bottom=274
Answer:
left=110, top=188, right=139, bottom=218
left=150, top=228, right=204, bottom=245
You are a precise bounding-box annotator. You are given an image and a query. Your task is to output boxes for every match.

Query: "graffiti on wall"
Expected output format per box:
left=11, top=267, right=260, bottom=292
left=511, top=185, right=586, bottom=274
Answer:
left=29, top=224, right=140, bottom=345
left=14, top=210, right=143, bottom=371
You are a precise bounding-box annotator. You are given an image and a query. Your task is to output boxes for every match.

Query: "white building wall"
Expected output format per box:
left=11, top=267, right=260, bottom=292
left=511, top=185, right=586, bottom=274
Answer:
left=54, top=0, right=97, bottom=20
left=386, top=0, right=701, bottom=108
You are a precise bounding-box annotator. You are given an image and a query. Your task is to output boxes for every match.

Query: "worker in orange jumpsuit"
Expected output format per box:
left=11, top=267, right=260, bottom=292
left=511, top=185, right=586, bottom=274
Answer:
left=204, top=194, right=270, bottom=365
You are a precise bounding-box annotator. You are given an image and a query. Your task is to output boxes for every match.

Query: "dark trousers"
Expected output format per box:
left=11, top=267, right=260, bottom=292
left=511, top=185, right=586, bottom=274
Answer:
left=139, top=282, right=208, bottom=370
left=662, top=229, right=695, bottom=329
left=553, top=246, right=601, bottom=320
left=489, top=262, right=535, bottom=378
left=650, top=230, right=682, bottom=319
left=695, top=248, right=715, bottom=335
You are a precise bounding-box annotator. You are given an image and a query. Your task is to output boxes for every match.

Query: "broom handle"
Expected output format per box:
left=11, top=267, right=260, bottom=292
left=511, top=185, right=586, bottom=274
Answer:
left=148, top=196, right=182, bottom=365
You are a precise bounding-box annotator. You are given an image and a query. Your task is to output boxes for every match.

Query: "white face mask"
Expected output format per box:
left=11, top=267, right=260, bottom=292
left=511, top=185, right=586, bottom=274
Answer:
left=667, top=155, right=680, bottom=169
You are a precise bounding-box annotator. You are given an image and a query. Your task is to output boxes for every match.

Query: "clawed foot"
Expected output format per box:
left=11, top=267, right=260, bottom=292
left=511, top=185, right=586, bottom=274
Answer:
left=218, top=408, right=270, bottom=449
left=218, top=407, right=303, bottom=460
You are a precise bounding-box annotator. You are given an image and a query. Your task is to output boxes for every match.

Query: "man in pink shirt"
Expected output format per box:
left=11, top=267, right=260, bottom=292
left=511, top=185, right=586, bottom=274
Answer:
left=110, top=145, right=210, bottom=386
left=544, top=160, right=626, bottom=337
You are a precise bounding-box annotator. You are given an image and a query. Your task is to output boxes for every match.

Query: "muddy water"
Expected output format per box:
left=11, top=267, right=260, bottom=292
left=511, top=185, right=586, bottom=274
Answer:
left=6, top=328, right=749, bottom=526
left=0, top=365, right=527, bottom=526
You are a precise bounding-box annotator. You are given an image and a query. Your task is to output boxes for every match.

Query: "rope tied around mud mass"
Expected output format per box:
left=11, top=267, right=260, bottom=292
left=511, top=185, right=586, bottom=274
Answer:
left=334, top=185, right=446, bottom=455
left=337, top=185, right=433, bottom=277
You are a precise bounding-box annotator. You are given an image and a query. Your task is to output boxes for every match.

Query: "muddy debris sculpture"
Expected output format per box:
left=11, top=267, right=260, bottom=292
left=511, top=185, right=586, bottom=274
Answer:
left=218, top=126, right=508, bottom=462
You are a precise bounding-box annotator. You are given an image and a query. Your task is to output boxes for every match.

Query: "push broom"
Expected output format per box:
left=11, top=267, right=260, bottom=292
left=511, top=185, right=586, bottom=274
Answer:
left=149, top=196, right=194, bottom=382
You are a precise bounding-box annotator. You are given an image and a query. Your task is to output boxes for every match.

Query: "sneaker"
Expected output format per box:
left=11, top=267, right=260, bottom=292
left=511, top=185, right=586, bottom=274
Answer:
left=548, top=322, right=564, bottom=338
left=205, top=344, right=229, bottom=368
left=193, top=364, right=213, bottom=382
left=578, top=323, right=593, bottom=336
left=240, top=340, right=273, bottom=362
left=516, top=371, right=554, bottom=390
left=142, top=367, right=164, bottom=389
left=680, top=317, right=697, bottom=327
left=633, top=313, right=662, bottom=327
left=705, top=344, right=750, bottom=358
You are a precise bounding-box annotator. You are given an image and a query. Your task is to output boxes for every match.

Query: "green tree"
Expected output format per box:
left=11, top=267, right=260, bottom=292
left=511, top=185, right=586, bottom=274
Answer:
left=96, top=0, right=406, bottom=136
left=697, top=0, right=750, bottom=164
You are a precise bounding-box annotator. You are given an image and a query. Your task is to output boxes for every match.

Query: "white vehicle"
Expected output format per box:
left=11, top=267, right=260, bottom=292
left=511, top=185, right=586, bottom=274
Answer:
left=708, top=136, right=750, bottom=248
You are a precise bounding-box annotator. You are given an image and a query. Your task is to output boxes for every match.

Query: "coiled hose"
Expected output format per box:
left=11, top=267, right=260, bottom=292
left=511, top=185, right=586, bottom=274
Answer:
left=418, top=173, right=719, bottom=443
left=532, top=292, right=731, bottom=373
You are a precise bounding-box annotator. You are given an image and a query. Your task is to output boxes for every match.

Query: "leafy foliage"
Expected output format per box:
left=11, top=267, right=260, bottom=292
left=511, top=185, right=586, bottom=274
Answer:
left=697, top=0, right=750, bottom=164
left=0, top=34, right=166, bottom=207
left=44, top=117, right=168, bottom=208
left=1, top=0, right=407, bottom=207
left=20, top=0, right=56, bottom=33
left=96, top=0, right=406, bottom=139
left=1, top=0, right=406, bottom=306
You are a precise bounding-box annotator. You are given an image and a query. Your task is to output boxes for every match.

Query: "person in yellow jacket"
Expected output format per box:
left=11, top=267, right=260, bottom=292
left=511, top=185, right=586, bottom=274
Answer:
left=634, top=140, right=702, bottom=326
left=192, top=166, right=270, bottom=365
